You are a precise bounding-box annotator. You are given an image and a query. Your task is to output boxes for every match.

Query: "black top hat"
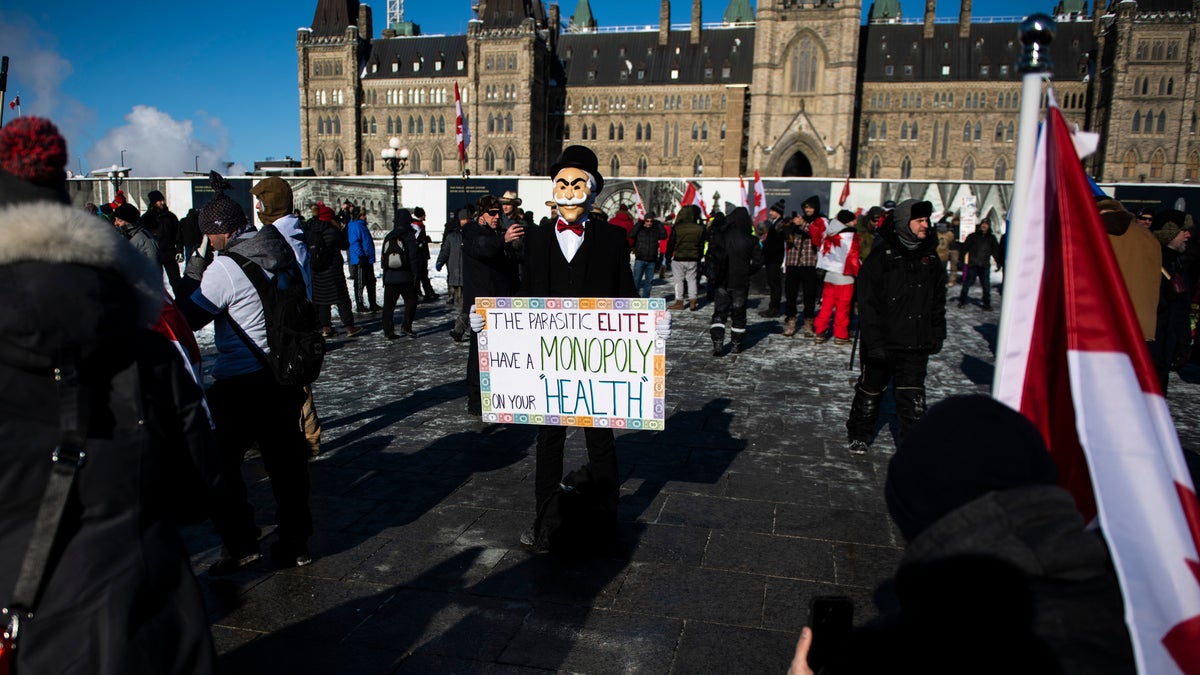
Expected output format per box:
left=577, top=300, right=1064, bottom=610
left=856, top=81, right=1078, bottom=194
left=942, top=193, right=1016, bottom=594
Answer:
left=549, top=145, right=604, bottom=193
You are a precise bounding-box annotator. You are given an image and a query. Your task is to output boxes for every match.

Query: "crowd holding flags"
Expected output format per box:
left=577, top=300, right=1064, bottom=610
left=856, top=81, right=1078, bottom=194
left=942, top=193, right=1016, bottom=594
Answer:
left=995, top=93, right=1200, bottom=674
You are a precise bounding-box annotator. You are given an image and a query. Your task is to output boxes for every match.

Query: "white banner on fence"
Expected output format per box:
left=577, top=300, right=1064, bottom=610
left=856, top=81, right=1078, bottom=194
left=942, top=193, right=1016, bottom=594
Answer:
left=475, top=297, right=667, bottom=429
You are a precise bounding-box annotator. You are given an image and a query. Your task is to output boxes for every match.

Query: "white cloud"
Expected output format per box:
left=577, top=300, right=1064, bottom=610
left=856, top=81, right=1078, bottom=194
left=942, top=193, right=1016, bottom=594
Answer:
left=0, top=14, right=94, bottom=146
left=86, top=105, right=246, bottom=177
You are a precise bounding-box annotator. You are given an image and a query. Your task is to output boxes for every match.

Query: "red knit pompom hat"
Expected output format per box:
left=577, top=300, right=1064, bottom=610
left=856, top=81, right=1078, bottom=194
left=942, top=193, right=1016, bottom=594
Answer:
left=0, top=116, right=68, bottom=188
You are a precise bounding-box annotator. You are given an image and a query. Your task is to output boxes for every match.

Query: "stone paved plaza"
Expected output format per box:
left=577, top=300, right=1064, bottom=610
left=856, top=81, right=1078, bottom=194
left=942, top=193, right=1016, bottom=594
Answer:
left=184, top=263, right=1200, bottom=674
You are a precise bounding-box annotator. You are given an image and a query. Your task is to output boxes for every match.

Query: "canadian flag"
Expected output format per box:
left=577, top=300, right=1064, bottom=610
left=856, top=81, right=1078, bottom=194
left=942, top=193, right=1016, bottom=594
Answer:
left=152, top=296, right=213, bottom=426
left=632, top=182, right=647, bottom=221
left=838, top=175, right=851, bottom=207
left=994, top=102, right=1200, bottom=674
left=752, top=170, right=767, bottom=225
left=809, top=218, right=861, bottom=277
left=679, top=181, right=708, bottom=220
left=454, top=82, right=469, bottom=163
left=739, top=176, right=749, bottom=209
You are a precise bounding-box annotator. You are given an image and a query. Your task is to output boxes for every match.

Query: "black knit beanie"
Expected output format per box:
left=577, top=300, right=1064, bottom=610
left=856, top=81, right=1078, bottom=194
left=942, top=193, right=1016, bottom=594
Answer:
left=885, top=395, right=1059, bottom=542
left=199, top=171, right=247, bottom=234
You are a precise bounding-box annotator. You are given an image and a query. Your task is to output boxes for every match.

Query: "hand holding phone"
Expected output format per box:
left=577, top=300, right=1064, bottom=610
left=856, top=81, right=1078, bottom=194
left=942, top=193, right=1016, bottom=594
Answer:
left=807, top=596, right=853, bottom=672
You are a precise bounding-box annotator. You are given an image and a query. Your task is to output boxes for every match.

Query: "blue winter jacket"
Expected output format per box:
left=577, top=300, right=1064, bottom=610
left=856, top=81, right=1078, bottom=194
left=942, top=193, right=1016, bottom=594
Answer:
left=347, top=219, right=376, bottom=265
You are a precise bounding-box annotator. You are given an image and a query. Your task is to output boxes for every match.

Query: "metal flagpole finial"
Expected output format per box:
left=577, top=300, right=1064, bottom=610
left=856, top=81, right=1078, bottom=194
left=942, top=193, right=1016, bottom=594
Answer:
left=1019, top=13, right=1056, bottom=74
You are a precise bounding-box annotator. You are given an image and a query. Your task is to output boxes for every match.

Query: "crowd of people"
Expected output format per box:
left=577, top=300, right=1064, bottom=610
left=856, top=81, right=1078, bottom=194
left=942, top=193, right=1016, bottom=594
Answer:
left=2, top=114, right=1195, bottom=674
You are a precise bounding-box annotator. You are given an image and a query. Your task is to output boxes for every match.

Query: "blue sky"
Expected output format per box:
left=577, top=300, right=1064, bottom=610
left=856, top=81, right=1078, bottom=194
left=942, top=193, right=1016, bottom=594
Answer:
left=3, top=0, right=1060, bottom=177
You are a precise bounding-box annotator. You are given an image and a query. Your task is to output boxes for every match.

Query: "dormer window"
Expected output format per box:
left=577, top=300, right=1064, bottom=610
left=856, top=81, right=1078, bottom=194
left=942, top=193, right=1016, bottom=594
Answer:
left=435, top=59, right=443, bottom=71
left=413, top=60, right=420, bottom=72
left=392, top=61, right=399, bottom=72
left=371, top=63, right=378, bottom=73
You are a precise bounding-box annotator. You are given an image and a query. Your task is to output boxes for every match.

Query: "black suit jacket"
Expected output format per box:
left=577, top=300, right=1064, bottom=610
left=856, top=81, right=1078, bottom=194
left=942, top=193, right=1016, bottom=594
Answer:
left=521, top=220, right=637, bottom=299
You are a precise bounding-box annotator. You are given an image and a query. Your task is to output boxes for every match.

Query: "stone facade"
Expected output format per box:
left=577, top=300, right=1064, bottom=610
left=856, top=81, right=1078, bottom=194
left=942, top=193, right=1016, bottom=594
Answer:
left=1089, top=0, right=1200, bottom=183
left=297, top=0, right=1199, bottom=183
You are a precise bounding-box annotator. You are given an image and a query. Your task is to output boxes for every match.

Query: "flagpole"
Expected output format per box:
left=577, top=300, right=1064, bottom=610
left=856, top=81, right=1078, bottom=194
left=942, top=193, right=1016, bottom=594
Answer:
left=993, top=14, right=1055, bottom=395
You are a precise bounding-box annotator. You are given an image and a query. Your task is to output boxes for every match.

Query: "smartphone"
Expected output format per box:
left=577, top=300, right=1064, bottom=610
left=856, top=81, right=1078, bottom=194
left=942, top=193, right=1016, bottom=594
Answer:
left=807, top=595, right=854, bottom=672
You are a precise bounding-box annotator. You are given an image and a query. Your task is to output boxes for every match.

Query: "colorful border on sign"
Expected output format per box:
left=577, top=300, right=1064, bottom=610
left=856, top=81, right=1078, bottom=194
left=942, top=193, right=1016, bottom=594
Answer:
left=474, top=297, right=667, bottom=430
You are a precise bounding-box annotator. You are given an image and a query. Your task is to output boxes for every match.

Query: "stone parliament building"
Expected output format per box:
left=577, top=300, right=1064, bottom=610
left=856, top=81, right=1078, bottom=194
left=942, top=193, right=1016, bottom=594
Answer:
left=298, top=0, right=1199, bottom=184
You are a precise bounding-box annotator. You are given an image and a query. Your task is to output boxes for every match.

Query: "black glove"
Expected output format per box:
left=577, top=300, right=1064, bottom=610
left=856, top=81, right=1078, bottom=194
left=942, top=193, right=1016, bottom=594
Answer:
left=930, top=340, right=943, bottom=355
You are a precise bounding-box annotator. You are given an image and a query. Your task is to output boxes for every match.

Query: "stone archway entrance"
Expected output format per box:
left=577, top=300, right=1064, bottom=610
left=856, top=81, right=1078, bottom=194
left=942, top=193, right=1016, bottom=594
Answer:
left=782, top=151, right=814, bottom=177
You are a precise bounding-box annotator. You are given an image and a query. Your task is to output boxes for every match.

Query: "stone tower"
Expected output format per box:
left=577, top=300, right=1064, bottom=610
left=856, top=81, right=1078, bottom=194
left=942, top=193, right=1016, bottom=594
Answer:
left=297, top=0, right=372, bottom=175
left=466, top=0, right=557, bottom=176
left=1090, top=0, right=1200, bottom=182
left=747, top=0, right=864, bottom=176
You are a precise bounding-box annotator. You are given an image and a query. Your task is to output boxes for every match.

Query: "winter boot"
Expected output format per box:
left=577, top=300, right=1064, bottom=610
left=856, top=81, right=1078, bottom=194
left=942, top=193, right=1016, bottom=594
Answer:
left=689, top=299, right=698, bottom=312
left=668, top=299, right=686, bottom=310
left=895, top=386, right=928, bottom=440
left=846, top=384, right=884, bottom=442
left=783, top=317, right=797, bottom=337
left=712, top=339, right=724, bottom=357
left=802, top=318, right=815, bottom=338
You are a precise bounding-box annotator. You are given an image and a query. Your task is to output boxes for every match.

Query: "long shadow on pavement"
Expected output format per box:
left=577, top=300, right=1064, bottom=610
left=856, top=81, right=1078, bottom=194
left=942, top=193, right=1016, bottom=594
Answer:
left=213, top=399, right=748, bottom=673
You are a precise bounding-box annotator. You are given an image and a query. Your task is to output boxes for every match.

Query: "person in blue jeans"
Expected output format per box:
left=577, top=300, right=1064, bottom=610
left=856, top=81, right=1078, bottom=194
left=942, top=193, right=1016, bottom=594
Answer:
left=630, top=212, right=667, bottom=298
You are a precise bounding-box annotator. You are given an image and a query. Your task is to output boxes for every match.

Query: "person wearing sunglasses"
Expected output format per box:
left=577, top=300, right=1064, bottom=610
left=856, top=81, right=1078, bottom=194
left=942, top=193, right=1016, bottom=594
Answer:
left=461, top=194, right=522, bottom=415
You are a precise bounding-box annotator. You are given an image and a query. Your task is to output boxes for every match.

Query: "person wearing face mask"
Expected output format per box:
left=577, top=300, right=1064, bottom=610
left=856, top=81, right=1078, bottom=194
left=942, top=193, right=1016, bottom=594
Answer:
left=461, top=194, right=523, bottom=415
left=493, top=145, right=644, bottom=553
left=845, top=199, right=946, bottom=457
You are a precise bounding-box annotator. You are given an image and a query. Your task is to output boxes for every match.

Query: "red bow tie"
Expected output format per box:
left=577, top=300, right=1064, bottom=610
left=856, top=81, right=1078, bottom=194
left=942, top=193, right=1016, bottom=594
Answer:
left=556, top=220, right=584, bottom=236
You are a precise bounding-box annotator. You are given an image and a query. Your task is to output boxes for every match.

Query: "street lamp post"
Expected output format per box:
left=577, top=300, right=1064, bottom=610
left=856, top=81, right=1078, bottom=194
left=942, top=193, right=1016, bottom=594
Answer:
left=380, top=137, right=409, bottom=226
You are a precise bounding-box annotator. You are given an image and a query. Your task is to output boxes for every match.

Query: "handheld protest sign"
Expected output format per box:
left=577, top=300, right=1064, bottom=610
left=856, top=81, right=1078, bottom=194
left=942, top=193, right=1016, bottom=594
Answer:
left=475, top=297, right=666, bottom=429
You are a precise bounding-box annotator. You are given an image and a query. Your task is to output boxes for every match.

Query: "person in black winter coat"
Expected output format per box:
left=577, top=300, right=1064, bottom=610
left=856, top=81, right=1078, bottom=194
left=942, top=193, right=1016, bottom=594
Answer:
left=379, top=208, right=424, bottom=339
left=845, top=199, right=946, bottom=456
left=1148, top=210, right=1195, bottom=393
left=958, top=218, right=1001, bottom=310
left=462, top=195, right=522, bottom=414
left=707, top=207, right=765, bottom=355
left=0, top=122, right=220, bottom=672
left=801, top=396, right=1135, bottom=675
left=308, top=205, right=360, bottom=337
left=630, top=214, right=668, bottom=298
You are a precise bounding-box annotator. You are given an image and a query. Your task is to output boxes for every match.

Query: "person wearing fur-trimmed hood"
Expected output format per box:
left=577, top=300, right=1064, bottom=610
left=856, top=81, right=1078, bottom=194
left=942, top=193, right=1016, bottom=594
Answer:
left=0, top=117, right=220, bottom=674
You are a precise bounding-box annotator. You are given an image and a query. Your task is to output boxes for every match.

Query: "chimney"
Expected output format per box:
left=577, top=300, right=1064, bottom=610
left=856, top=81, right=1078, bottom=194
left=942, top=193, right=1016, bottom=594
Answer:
left=660, top=0, right=670, bottom=46
left=959, top=0, right=971, bottom=38
left=691, top=0, right=701, bottom=45
left=358, top=3, right=373, bottom=39
left=924, top=0, right=936, bottom=39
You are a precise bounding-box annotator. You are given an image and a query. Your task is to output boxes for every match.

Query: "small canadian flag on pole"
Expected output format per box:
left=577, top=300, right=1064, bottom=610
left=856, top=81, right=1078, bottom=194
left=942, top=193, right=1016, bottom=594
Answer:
left=679, top=181, right=708, bottom=220
left=838, top=175, right=851, bottom=207
left=752, top=170, right=767, bottom=224
left=8, top=94, right=20, bottom=112
left=632, top=182, right=647, bottom=221
left=454, top=83, right=469, bottom=163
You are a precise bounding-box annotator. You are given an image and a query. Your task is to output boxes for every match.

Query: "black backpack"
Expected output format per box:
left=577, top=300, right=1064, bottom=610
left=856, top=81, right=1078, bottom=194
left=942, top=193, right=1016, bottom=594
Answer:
left=533, top=464, right=620, bottom=556
left=224, top=251, right=325, bottom=386
left=382, top=232, right=411, bottom=271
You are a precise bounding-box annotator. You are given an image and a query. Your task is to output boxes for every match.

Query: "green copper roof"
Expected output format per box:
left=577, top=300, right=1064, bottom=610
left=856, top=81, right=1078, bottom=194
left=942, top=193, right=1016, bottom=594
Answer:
left=723, top=0, right=755, bottom=23
left=572, top=0, right=597, bottom=29
left=869, top=0, right=902, bottom=20
left=1054, top=0, right=1087, bottom=14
